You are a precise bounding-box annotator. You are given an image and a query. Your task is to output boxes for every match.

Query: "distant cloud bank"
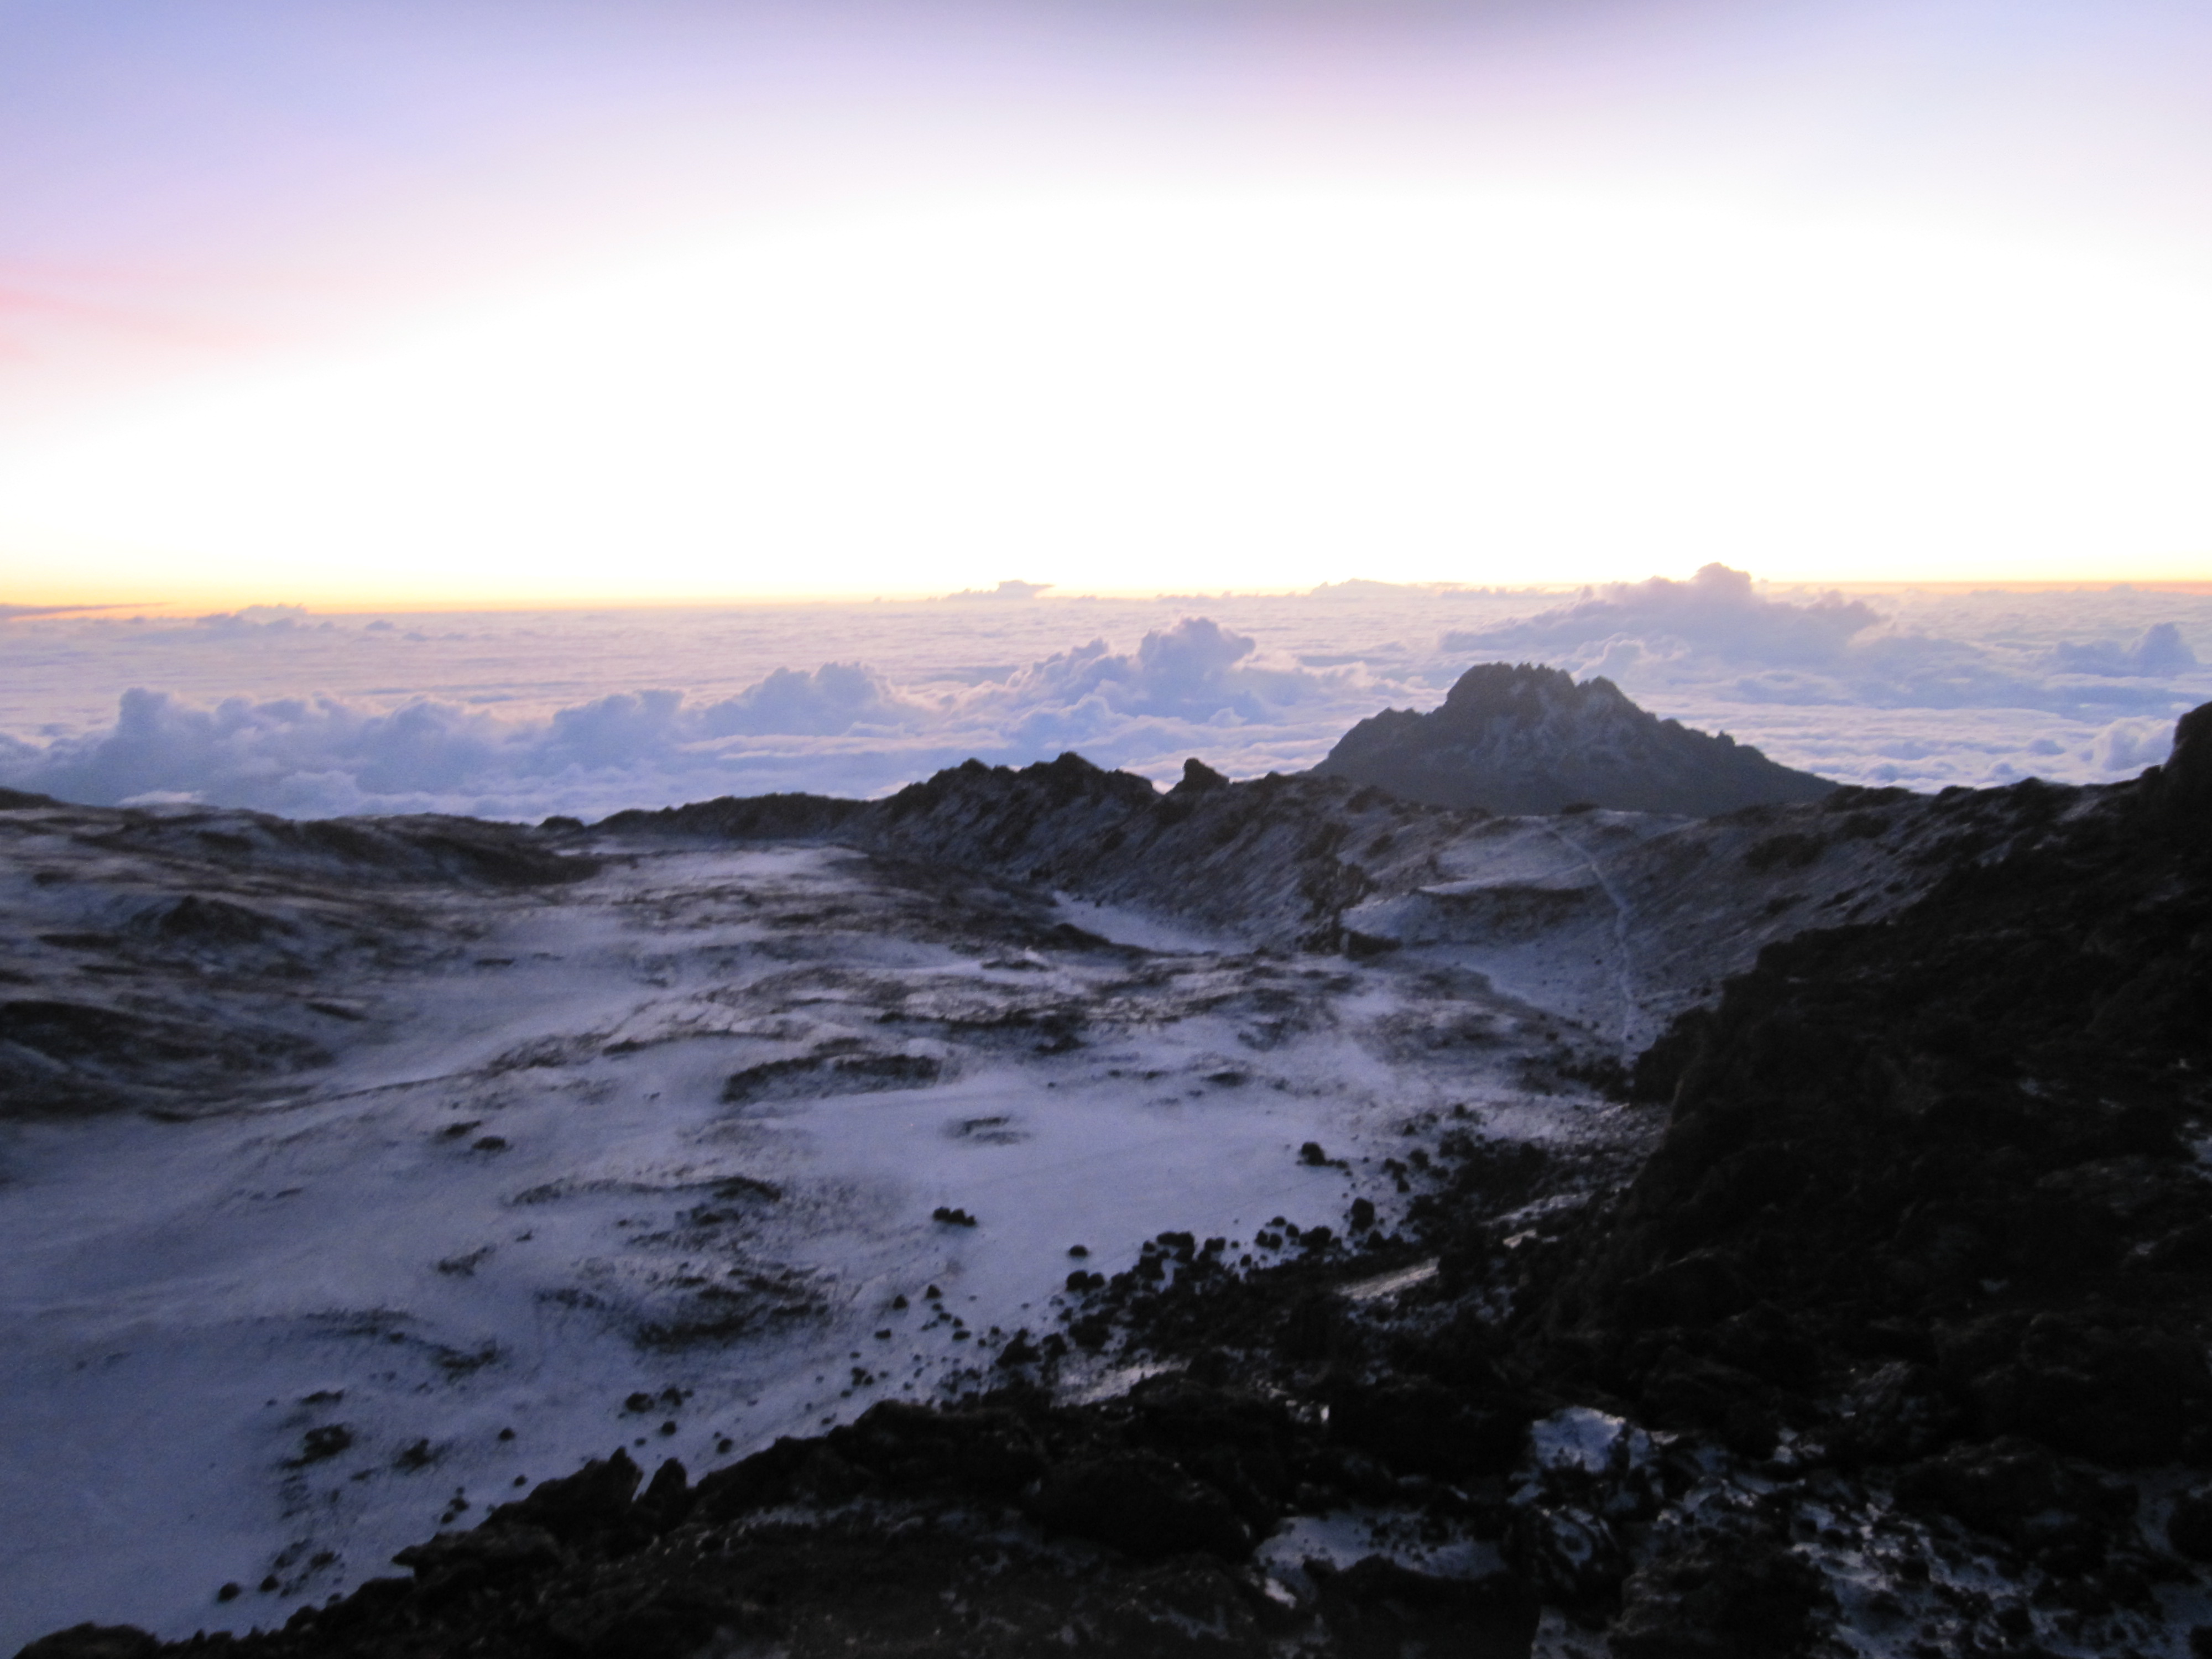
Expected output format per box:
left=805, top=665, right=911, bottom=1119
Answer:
left=1447, top=564, right=1884, bottom=667
left=1452, top=565, right=2203, bottom=721
left=1, top=572, right=2204, bottom=820
left=0, top=616, right=1372, bottom=820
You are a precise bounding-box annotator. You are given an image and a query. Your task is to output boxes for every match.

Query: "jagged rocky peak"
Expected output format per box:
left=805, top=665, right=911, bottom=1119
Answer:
left=2144, top=697, right=2212, bottom=830
left=1312, top=660, right=1836, bottom=816
left=1167, top=756, right=1230, bottom=797
left=1441, top=659, right=1625, bottom=722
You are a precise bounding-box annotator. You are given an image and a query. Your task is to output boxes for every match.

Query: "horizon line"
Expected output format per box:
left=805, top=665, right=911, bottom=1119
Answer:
left=9, top=577, right=2212, bottom=618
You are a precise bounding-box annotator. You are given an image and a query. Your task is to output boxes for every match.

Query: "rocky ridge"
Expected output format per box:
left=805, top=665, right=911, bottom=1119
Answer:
left=1311, top=662, right=1835, bottom=816
left=11, top=705, right=2212, bottom=1658
left=0, top=808, right=595, bottom=1116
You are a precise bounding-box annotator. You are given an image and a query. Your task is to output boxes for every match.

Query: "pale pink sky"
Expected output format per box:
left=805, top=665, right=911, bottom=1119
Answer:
left=4, top=1, right=2212, bottom=599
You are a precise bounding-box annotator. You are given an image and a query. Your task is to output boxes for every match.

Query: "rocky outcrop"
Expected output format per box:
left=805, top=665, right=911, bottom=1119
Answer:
left=1312, top=662, right=1834, bottom=815
left=0, top=798, right=603, bottom=1120
left=2141, top=697, right=2212, bottom=832
left=592, top=791, right=869, bottom=841
left=1505, top=713, right=2212, bottom=1626
left=858, top=752, right=1396, bottom=948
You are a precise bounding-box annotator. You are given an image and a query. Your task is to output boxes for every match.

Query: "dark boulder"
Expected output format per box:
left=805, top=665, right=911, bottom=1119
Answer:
left=1895, top=1436, right=2137, bottom=1562
left=1829, top=1360, right=1958, bottom=1466
left=1502, top=1503, right=1627, bottom=1606
left=391, top=1522, right=570, bottom=1601
left=542, top=1584, right=763, bottom=1659
left=1964, top=1310, right=2212, bottom=1464
left=1609, top=1536, right=1831, bottom=1658
left=140, top=894, right=281, bottom=945
left=1025, top=1448, right=1251, bottom=1561
left=2167, top=1484, right=2212, bottom=1561
left=1308, top=1554, right=1540, bottom=1658
left=493, top=1449, right=643, bottom=1542
left=1328, top=1376, right=1528, bottom=1480
left=12, top=1629, right=160, bottom=1659
left=831, top=1400, right=1046, bottom=1500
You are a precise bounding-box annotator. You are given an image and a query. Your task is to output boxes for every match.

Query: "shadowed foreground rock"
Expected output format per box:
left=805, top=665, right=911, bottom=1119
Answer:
left=41, top=1386, right=1538, bottom=1658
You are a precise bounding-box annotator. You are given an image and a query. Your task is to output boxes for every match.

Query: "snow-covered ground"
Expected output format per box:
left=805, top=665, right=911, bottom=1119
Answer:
left=0, top=817, right=1657, bottom=1648
left=0, top=764, right=1989, bottom=1648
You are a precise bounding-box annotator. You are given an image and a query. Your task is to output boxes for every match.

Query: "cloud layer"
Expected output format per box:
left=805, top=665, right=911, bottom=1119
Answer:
left=1449, top=563, right=1885, bottom=667
left=0, top=617, right=1376, bottom=821
left=2, top=578, right=2206, bottom=821
left=1451, top=565, right=2201, bottom=712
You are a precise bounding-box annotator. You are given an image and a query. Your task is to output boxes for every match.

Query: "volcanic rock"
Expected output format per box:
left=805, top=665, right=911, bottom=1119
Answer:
left=12, top=693, right=2212, bottom=1658
left=1312, top=661, right=1834, bottom=815
left=1609, top=1537, right=1831, bottom=1658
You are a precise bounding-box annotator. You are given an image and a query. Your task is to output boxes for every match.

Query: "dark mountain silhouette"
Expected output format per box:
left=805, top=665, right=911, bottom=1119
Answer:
left=1312, top=661, right=1834, bottom=815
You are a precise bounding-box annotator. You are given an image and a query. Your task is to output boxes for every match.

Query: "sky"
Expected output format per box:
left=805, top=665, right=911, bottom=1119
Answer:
left=2, top=0, right=2212, bottom=605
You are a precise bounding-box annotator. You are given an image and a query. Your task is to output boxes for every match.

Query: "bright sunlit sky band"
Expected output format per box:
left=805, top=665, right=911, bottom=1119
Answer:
left=3, top=0, right=2211, bottom=606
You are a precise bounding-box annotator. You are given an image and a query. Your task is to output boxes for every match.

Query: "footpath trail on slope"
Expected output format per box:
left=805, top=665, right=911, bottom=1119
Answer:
left=1538, top=820, right=1643, bottom=1052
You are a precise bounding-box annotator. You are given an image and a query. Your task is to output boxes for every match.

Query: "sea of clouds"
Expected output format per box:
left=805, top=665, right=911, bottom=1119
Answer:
left=2, top=567, right=2205, bottom=822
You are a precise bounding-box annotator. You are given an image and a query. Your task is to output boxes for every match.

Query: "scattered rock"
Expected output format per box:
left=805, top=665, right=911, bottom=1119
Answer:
left=292, top=1425, right=353, bottom=1465
left=391, top=1438, right=437, bottom=1472
left=722, top=1052, right=941, bottom=1107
